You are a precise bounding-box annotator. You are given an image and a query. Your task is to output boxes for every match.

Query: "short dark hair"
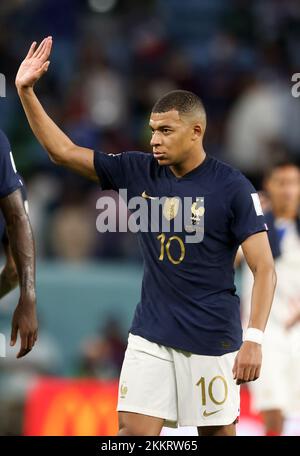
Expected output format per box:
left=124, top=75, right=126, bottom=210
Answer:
left=152, top=90, right=206, bottom=119
left=265, top=160, right=300, bottom=179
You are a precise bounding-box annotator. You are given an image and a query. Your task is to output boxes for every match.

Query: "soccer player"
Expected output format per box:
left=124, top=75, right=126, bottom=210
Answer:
left=0, top=128, right=37, bottom=358
left=241, top=162, right=300, bottom=436
left=15, top=37, right=276, bottom=436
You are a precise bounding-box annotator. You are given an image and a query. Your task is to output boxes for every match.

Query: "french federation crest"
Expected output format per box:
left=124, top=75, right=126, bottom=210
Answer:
left=185, top=197, right=205, bottom=239
left=191, top=201, right=205, bottom=224
left=120, top=383, right=128, bottom=399
left=163, top=197, right=180, bottom=221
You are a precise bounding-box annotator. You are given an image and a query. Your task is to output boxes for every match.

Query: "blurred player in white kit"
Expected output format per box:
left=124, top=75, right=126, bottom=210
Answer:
left=240, top=161, right=300, bottom=435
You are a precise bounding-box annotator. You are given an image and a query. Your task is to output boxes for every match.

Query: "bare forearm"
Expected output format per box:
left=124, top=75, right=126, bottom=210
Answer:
left=247, top=265, right=277, bottom=330
left=6, top=212, right=35, bottom=298
left=17, top=87, right=97, bottom=180
left=16, top=38, right=97, bottom=181
left=18, top=87, right=74, bottom=165
left=0, top=266, right=18, bottom=298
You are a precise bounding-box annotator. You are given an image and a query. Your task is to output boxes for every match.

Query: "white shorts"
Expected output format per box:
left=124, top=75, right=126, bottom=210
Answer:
left=249, top=327, right=300, bottom=415
left=117, top=333, right=240, bottom=427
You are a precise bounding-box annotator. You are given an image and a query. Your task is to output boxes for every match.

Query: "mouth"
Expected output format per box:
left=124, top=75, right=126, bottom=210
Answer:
left=153, top=151, right=167, bottom=160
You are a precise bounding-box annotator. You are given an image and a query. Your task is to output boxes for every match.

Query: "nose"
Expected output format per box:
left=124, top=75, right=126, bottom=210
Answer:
left=150, top=131, right=162, bottom=147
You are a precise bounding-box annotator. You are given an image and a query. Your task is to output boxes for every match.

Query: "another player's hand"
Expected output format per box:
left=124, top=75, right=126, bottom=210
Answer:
left=232, top=341, right=262, bottom=385
left=15, top=37, right=52, bottom=90
left=10, top=292, right=38, bottom=358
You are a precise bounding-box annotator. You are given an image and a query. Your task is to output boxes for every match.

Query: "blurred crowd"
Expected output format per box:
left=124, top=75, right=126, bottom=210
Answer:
left=0, top=310, right=126, bottom=435
left=0, top=0, right=300, bottom=261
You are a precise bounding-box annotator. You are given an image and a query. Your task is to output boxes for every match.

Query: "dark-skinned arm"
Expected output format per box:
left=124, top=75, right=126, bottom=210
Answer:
left=0, top=242, right=18, bottom=298
left=0, top=189, right=37, bottom=358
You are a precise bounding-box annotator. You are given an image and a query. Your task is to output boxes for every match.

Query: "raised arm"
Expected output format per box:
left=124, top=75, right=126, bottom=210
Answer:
left=0, top=189, right=37, bottom=358
left=232, top=231, right=276, bottom=384
left=15, top=37, right=98, bottom=182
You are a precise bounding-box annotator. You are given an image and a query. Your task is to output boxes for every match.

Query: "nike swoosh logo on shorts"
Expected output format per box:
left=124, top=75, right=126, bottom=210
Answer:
left=141, top=191, right=158, bottom=200
left=203, top=409, right=222, bottom=417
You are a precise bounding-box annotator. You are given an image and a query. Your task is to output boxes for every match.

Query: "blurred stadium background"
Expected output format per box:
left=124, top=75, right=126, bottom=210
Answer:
left=1, top=0, right=300, bottom=435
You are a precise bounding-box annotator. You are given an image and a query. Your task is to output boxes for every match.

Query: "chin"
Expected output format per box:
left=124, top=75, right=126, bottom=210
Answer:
left=155, top=156, right=172, bottom=165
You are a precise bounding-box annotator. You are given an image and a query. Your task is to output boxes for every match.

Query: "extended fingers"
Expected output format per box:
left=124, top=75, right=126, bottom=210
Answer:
left=36, top=37, right=52, bottom=60
left=25, top=41, right=37, bottom=59
left=32, top=37, right=52, bottom=60
left=17, top=347, right=31, bottom=359
left=16, top=329, right=38, bottom=359
left=33, top=61, right=51, bottom=81
left=32, top=38, right=47, bottom=58
left=10, top=323, right=18, bottom=347
left=17, top=332, right=31, bottom=359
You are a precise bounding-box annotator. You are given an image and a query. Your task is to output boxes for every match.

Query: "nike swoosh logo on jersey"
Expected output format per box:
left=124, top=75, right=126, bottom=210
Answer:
left=203, top=409, right=222, bottom=417
left=141, top=191, right=158, bottom=200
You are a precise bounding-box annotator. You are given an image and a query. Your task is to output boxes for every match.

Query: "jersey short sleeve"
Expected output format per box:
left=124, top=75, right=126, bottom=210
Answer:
left=93, top=151, right=130, bottom=191
left=93, top=150, right=151, bottom=192
left=0, top=130, right=22, bottom=198
left=229, top=175, right=267, bottom=244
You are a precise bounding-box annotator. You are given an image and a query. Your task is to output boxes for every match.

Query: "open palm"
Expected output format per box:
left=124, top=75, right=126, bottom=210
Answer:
left=15, top=37, right=52, bottom=89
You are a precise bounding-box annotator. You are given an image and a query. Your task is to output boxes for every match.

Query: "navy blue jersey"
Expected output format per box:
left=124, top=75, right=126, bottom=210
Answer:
left=0, top=129, right=24, bottom=243
left=264, top=211, right=300, bottom=260
left=94, top=151, right=267, bottom=356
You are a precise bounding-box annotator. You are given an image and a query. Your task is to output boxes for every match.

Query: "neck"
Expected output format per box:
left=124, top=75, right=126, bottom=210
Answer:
left=273, top=206, right=298, bottom=220
left=169, top=147, right=206, bottom=178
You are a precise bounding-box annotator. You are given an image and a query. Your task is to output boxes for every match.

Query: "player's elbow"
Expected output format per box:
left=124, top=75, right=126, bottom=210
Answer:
left=48, top=151, right=65, bottom=166
left=267, top=264, right=277, bottom=292
left=47, top=143, right=77, bottom=167
left=271, top=265, right=277, bottom=289
left=254, top=259, right=277, bottom=288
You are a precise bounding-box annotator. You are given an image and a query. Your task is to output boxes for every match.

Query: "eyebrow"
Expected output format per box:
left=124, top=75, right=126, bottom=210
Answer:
left=149, top=124, right=173, bottom=131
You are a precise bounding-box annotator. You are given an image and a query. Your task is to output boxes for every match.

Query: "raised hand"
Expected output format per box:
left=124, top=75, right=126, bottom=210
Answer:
left=15, top=37, right=52, bottom=90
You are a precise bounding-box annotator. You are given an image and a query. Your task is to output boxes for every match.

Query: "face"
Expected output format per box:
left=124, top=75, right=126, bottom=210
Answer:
left=149, top=110, right=201, bottom=165
left=265, top=165, right=300, bottom=213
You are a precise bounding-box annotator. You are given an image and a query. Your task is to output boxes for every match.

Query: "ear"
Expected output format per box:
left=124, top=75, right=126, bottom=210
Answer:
left=192, top=124, right=202, bottom=140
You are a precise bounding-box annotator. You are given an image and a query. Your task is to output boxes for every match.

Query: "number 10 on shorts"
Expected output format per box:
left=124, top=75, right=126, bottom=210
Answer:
left=0, top=333, right=6, bottom=357
left=196, top=376, right=228, bottom=406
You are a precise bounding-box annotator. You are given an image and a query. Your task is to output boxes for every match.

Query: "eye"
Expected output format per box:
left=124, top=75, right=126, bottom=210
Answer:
left=162, top=128, right=171, bottom=134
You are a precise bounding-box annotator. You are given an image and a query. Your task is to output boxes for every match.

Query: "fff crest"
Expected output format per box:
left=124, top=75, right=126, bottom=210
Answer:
left=163, top=197, right=180, bottom=221
left=191, top=200, right=205, bottom=224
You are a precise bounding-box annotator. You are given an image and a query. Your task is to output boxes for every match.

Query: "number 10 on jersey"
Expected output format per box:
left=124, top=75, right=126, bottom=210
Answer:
left=157, top=233, right=185, bottom=265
